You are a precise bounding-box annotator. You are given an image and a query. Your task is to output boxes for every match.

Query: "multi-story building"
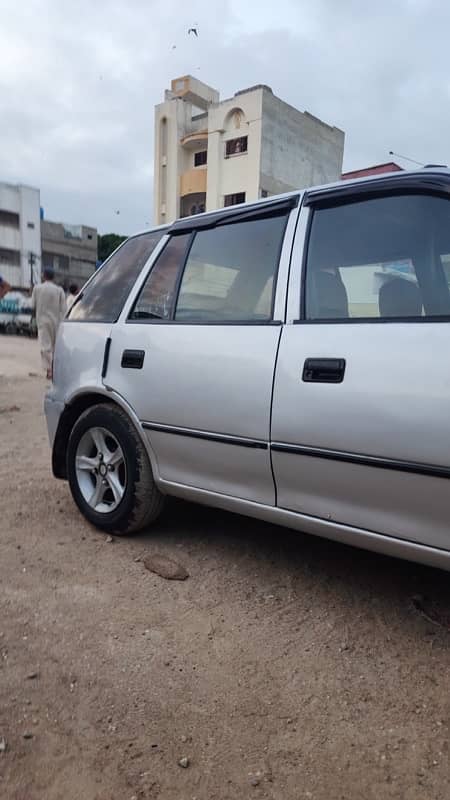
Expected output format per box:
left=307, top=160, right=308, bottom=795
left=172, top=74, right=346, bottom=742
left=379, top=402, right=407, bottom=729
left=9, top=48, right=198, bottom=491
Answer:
left=0, top=182, right=41, bottom=288
left=153, top=75, right=345, bottom=224
left=41, top=220, right=98, bottom=290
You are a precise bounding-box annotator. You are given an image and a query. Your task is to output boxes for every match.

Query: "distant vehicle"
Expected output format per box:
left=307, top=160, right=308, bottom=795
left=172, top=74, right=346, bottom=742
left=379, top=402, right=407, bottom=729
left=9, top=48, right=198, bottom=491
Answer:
left=0, top=292, right=36, bottom=336
left=45, top=168, right=450, bottom=572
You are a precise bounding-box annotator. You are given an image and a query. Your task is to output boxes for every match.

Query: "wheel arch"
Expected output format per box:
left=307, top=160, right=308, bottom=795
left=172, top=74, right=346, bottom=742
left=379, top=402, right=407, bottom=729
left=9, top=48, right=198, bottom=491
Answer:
left=52, top=389, right=160, bottom=483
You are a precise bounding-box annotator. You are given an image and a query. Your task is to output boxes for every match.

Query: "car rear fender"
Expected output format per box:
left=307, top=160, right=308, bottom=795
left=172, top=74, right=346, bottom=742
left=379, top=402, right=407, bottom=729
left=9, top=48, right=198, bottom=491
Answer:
left=52, top=386, right=162, bottom=485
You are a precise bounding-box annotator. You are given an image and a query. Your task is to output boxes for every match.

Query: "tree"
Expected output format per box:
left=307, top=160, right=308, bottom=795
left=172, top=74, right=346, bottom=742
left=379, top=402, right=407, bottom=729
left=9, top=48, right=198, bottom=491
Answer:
left=97, top=233, right=126, bottom=264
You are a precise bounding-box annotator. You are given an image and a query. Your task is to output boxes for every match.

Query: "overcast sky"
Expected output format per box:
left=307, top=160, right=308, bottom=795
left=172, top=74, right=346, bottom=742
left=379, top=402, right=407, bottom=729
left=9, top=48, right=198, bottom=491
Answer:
left=1, top=0, right=449, bottom=234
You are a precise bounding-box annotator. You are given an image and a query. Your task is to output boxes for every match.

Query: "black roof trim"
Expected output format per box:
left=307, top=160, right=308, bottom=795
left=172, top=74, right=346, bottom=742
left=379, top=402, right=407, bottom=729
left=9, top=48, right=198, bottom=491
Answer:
left=128, top=225, right=170, bottom=240
left=168, top=195, right=299, bottom=235
left=304, top=171, right=450, bottom=206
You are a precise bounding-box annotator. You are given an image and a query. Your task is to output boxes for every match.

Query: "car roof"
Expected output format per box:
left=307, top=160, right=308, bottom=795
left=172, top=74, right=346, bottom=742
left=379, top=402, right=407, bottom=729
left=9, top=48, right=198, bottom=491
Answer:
left=303, top=166, right=450, bottom=205
left=127, top=222, right=170, bottom=241
left=128, top=166, right=450, bottom=240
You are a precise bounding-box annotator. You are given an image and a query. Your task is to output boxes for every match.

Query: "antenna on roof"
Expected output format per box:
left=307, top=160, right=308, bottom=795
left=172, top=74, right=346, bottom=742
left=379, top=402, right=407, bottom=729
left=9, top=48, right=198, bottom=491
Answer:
left=389, top=150, right=425, bottom=167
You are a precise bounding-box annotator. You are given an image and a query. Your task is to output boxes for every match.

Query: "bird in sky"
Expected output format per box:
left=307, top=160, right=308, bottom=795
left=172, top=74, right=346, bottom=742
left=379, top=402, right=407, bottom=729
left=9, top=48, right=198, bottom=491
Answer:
left=188, top=27, right=198, bottom=37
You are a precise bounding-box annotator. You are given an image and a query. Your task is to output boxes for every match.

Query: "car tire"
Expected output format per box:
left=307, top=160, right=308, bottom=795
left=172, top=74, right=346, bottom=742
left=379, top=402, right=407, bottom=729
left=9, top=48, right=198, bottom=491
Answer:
left=67, top=403, right=165, bottom=535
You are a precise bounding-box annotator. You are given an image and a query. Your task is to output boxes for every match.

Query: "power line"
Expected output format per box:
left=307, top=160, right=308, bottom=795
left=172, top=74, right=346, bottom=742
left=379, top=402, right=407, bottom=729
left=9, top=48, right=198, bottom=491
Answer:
left=389, top=150, right=425, bottom=167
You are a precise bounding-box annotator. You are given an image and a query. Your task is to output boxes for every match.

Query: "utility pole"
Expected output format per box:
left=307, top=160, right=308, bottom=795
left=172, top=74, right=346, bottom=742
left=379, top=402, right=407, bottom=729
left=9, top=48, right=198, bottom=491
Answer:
left=28, top=252, right=38, bottom=288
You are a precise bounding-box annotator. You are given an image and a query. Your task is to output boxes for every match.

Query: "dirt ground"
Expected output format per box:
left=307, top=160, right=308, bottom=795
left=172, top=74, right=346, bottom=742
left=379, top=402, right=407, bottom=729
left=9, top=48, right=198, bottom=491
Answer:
left=0, top=336, right=449, bottom=800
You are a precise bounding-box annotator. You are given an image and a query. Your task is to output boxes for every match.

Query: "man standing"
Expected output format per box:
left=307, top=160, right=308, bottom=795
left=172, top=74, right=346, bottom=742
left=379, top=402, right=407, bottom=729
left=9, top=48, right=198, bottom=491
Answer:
left=31, top=268, right=66, bottom=379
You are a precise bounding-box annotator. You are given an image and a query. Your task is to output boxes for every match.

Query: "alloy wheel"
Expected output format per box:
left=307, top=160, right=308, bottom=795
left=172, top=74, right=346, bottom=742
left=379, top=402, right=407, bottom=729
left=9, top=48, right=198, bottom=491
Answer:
left=75, top=426, right=127, bottom=513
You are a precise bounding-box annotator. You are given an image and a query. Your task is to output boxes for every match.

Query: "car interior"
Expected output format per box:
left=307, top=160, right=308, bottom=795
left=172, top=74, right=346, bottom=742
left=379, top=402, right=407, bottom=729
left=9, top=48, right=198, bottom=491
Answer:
left=306, top=192, right=450, bottom=320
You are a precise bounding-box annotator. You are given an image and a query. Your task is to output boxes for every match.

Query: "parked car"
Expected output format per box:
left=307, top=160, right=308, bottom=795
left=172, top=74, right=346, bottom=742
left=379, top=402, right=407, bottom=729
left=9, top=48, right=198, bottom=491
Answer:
left=45, top=168, right=450, bottom=571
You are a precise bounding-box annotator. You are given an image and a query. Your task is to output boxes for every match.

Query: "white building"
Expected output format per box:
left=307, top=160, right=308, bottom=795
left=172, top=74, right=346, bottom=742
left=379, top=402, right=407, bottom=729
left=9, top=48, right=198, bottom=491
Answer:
left=154, top=76, right=345, bottom=224
left=0, top=182, right=41, bottom=288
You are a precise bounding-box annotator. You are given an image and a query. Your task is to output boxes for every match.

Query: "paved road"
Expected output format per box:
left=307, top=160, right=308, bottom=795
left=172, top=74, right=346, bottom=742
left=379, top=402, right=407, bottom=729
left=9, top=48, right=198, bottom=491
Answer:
left=0, top=336, right=449, bottom=800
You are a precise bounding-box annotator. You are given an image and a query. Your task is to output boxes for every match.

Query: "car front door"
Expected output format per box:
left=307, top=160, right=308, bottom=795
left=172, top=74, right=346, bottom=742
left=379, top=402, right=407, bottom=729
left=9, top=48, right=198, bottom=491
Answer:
left=272, top=182, right=450, bottom=552
left=106, top=200, right=297, bottom=505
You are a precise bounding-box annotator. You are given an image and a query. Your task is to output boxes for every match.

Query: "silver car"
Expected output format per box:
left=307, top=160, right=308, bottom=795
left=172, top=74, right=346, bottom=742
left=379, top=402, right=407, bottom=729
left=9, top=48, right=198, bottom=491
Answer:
left=45, top=168, right=450, bottom=571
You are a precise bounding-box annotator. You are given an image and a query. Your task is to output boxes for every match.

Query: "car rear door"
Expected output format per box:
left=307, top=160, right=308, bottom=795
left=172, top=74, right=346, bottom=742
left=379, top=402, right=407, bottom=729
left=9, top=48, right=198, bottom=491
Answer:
left=105, top=199, right=298, bottom=505
left=271, top=177, right=450, bottom=552
left=59, top=230, right=167, bottom=403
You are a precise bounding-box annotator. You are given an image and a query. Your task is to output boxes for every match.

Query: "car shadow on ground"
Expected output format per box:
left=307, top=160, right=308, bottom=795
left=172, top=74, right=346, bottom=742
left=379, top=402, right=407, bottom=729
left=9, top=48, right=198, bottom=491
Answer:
left=133, top=499, right=450, bottom=631
left=134, top=498, right=450, bottom=634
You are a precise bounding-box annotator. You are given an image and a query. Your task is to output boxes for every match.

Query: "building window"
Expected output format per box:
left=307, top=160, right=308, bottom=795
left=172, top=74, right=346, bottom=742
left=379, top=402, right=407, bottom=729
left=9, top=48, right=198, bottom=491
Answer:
left=189, top=202, right=205, bottom=216
left=87, top=234, right=93, bottom=240
left=194, top=150, right=207, bottom=167
left=0, top=247, right=20, bottom=266
left=27, top=222, right=35, bottom=229
left=57, top=254, right=70, bottom=271
left=180, top=193, right=206, bottom=218
left=225, top=136, right=248, bottom=158
left=224, top=192, right=246, bottom=207
left=0, top=210, right=20, bottom=228
left=42, top=252, right=54, bottom=269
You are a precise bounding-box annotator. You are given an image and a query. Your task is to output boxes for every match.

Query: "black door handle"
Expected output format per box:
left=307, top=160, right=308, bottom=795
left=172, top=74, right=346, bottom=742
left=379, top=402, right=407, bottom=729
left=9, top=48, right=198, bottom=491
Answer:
left=121, top=349, right=145, bottom=369
left=302, top=358, right=346, bottom=383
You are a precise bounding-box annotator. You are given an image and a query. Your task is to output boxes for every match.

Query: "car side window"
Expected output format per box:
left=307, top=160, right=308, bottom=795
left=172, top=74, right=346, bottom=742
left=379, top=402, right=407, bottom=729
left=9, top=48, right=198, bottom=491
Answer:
left=68, top=231, right=164, bottom=323
left=304, top=193, right=450, bottom=320
left=129, top=234, right=190, bottom=320
left=174, top=213, right=288, bottom=322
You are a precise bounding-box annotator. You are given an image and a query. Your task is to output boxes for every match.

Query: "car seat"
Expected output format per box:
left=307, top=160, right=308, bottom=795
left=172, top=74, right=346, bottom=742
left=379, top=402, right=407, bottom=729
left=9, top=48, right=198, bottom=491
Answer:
left=312, top=269, right=349, bottom=319
left=378, top=277, right=423, bottom=317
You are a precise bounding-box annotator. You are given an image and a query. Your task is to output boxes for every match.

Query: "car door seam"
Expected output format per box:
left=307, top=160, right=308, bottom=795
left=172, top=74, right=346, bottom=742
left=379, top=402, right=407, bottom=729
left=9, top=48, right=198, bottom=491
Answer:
left=268, top=326, right=284, bottom=506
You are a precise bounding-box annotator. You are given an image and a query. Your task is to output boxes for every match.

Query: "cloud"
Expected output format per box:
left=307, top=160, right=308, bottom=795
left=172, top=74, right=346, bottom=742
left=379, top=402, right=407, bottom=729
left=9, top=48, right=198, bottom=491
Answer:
left=0, top=0, right=448, bottom=233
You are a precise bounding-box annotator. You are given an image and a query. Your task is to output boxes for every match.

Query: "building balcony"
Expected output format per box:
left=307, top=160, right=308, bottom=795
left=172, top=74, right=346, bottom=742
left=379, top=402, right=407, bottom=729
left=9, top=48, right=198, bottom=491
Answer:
left=180, top=131, right=208, bottom=150
left=180, top=167, right=207, bottom=197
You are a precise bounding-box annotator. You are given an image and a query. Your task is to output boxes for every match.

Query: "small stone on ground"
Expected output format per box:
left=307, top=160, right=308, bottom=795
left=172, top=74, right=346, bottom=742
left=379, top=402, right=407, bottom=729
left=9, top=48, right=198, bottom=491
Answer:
left=0, top=405, right=20, bottom=414
left=143, top=554, right=189, bottom=581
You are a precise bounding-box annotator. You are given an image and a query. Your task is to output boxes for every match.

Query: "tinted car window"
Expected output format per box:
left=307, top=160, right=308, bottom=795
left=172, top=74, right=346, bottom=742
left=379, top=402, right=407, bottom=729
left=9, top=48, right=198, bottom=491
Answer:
left=305, top=194, right=450, bottom=320
left=68, top=231, right=164, bottom=322
left=175, top=213, right=288, bottom=322
left=130, top=235, right=190, bottom=320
